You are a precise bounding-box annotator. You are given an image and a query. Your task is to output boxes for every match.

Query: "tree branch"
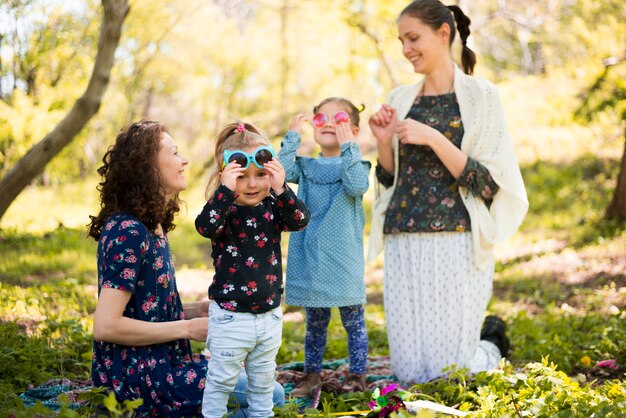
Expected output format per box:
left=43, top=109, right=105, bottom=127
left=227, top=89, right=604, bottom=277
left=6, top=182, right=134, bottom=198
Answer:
left=0, top=0, right=130, bottom=221
left=352, top=19, right=398, bottom=88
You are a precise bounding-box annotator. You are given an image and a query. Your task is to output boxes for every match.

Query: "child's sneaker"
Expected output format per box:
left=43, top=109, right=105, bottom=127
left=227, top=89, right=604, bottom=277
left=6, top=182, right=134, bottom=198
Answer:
left=290, top=372, right=321, bottom=398
left=480, top=315, right=510, bottom=356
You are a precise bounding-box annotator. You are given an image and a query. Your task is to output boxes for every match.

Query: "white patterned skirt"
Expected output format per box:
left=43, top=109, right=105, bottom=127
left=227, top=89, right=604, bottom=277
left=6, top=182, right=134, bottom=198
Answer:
left=383, top=232, right=501, bottom=384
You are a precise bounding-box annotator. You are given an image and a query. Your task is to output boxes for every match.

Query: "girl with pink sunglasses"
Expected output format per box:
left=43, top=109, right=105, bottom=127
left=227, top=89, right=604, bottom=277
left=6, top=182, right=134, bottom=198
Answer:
left=278, top=97, right=371, bottom=397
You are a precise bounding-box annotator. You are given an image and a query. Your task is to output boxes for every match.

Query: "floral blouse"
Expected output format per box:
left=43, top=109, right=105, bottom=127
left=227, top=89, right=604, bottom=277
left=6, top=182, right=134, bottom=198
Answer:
left=92, top=213, right=207, bottom=417
left=376, top=93, right=500, bottom=234
left=195, top=184, right=309, bottom=313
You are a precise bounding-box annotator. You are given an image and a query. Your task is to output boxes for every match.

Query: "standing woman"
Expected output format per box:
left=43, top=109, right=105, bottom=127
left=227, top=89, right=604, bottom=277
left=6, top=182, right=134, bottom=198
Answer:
left=368, top=0, right=528, bottom=384
left=88, top=121, right=283, bottom=417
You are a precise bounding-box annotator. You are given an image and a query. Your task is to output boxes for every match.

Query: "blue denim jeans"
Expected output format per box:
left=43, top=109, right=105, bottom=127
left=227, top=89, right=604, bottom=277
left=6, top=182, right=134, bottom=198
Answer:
left=229, top=372, right=285, bottom=417
left=202, top=302, right=283, bottom=418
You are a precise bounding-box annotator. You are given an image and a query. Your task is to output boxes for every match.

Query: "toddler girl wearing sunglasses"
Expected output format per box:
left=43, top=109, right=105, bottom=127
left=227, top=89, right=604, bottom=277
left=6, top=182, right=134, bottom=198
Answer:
left=195, top=121, right=309, bottom=417
left=278, top=97, right=371, bottom=397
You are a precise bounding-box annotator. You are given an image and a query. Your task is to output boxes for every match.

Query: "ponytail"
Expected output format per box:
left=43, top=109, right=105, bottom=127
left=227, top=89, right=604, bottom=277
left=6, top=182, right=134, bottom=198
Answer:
left=447, top=5, right=476, bottom=75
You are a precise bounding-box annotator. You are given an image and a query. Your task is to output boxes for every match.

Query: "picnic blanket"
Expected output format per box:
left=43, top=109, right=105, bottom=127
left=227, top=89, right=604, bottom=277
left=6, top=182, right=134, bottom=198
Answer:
left=17, top=356, right=400, bottom=413
left=18, top=378, right=93, bottom=410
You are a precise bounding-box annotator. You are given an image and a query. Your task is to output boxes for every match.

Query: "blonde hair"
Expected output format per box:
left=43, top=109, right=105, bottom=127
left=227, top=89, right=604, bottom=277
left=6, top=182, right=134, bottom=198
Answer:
left=205, top=121, right=270, bottom=199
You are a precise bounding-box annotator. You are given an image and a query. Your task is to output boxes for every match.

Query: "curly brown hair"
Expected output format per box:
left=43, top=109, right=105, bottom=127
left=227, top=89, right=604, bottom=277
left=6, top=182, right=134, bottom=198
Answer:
left=88, top=121, right=181, bottom=240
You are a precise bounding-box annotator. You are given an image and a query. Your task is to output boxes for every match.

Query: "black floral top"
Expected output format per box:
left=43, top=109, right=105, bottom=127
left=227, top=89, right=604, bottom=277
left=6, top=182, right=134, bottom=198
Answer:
left=195, top=184, right=309, bottom=313
left=376, top=93, right=499, bottom=234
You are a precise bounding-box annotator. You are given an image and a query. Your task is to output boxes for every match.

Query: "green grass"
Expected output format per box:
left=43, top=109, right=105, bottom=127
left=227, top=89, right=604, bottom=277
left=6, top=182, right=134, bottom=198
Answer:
left=1, top=152, right=624, bottom=416
left=519, top=154, right=623, bottom=245
left=1, top=143, right=626, bottom=414
left=0, top=227, right=96, bottom=284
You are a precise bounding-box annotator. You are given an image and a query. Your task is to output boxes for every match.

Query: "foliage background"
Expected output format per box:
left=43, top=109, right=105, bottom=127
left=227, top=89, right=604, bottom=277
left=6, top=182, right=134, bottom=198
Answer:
left=0, top=0, right=625, bottom=415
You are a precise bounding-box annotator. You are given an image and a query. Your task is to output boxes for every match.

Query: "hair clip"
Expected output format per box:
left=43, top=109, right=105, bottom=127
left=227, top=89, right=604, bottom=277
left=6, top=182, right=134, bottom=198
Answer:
left=235, top=123, right=246, bottom=133
left=357, top=103, right=366, bottom=113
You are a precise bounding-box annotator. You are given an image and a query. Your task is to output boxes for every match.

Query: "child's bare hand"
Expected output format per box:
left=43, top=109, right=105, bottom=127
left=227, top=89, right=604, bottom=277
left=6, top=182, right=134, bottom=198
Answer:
left=288, top=114, right=307, bottom=134
left=335, top=119, right=356, bottom=144
left=219, top=161, right=245, bottom=191
left=263, top=158, right=286, bottom=195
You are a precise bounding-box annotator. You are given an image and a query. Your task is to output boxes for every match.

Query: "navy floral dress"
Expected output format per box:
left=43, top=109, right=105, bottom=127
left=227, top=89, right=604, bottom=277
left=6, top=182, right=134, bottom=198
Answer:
left=92, top=213, right=206, bottom=417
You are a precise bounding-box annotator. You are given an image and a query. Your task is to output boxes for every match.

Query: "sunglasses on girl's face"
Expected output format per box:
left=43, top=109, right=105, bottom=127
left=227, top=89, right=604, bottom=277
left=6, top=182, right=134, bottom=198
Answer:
left=222, top=146, right=275, bottom=170
left=311, top=111, right=350, bottom=128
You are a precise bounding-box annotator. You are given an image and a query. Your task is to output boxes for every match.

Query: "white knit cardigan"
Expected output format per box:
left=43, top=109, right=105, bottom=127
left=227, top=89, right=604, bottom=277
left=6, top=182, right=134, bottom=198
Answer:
left=367, top=65, right=529, bottom=270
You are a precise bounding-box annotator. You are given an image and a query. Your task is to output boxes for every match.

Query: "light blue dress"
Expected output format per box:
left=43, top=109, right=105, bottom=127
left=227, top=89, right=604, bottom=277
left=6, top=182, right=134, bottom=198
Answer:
left=278, top=131, right=371, bottom=308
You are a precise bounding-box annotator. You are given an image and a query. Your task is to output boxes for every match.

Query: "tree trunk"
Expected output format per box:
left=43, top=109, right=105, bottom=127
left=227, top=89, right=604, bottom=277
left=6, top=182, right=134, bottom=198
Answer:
left=606, top=126, right=626, bottom=220
left=0, top=0, right=130, bottom=222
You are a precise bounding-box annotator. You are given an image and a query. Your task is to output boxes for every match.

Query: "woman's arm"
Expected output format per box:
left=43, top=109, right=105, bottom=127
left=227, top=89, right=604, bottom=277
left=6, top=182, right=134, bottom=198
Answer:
left=376, top=141, right=395, bottom=175
left=426, top=131, right=468, bottom=179
left=394, top=119, right=468, bottom=179
left=397, top=120, right=499, bottom=198
left=93, top=288, right=208, bottom=345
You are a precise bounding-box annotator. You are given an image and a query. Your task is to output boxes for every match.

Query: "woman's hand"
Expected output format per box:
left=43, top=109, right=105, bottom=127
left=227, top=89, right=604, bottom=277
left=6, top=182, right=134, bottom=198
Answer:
left=94, top=287, right=201, bottom=346
left=187, top=317, right=209, bottom=342
left=395, top=119, right=440, bottom=147
left=369, top=104, right=397, bottom=145
left=288, top=113, right=307, bottom=134
left=219, top=161, right=245, bottom=191
left=396, top=119, right=469, bottom=179
left=264, top=158, right=286, bottom=195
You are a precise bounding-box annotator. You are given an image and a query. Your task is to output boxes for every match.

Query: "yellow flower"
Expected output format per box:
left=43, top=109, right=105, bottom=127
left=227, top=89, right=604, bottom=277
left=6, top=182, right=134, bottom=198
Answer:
left=581, top=355, right=591, bottom=367
left=608, top=382, right=625, bottom=397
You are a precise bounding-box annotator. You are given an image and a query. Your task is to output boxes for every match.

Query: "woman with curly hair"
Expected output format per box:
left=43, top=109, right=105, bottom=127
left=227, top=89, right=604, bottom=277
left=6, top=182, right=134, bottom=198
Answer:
left=88, top=121, right=284, bottom=417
